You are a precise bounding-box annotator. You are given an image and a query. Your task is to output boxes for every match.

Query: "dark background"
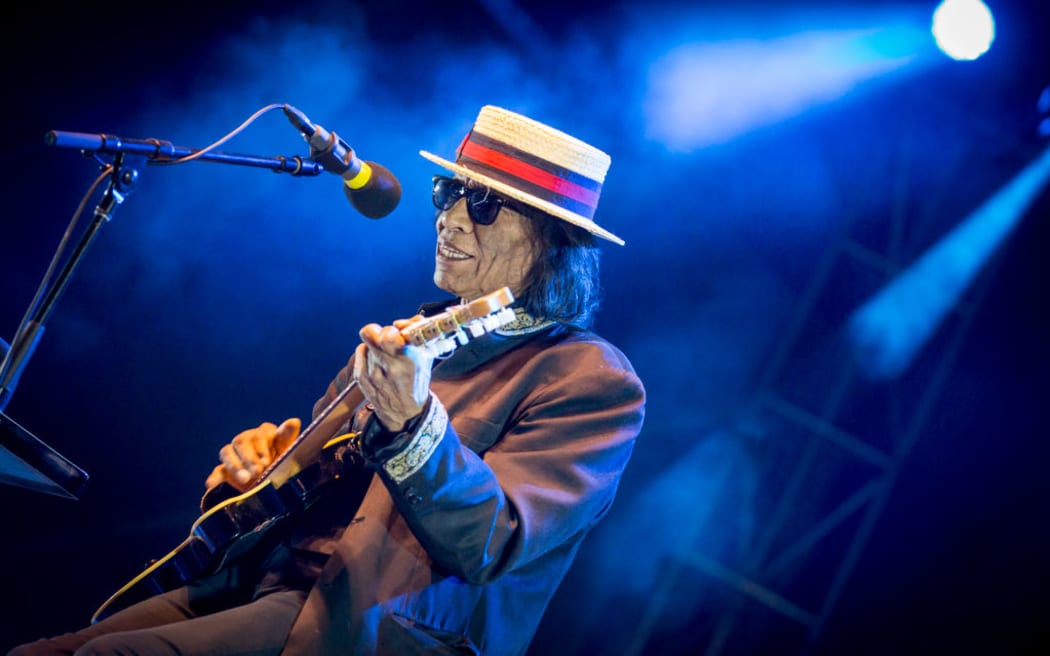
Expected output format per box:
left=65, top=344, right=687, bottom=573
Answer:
left=2, top=1, right=1048, bottom=653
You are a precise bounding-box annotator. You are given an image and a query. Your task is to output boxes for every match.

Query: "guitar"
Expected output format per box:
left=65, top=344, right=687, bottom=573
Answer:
left=92, top=287, right=516, bottom=623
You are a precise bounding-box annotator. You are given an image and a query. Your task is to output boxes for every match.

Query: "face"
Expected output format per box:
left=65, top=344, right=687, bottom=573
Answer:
left=433, top=180, right=538, bottom=301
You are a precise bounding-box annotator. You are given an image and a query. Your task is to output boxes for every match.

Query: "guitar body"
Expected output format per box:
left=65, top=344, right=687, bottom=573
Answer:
left=92, top=288, right=516, bottom=624
left=93, top=458, right=330, bottom=622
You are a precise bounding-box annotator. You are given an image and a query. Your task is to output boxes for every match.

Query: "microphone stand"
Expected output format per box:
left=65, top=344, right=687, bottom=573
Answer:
left=0, top=130, right=325, bottom=499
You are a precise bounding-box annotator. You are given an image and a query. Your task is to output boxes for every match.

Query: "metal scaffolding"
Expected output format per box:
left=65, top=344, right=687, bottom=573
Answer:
left=622, top=139, right=1015, bottom=655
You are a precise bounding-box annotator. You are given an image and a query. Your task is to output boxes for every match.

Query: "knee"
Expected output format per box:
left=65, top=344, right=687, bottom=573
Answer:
left=71, top=634, right=133, bottom=655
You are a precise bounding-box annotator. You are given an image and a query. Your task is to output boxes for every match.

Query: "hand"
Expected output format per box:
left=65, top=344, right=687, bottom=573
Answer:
left=353, top=315, right=433, bottom=432
left=205, top=417, right=300, bottom=492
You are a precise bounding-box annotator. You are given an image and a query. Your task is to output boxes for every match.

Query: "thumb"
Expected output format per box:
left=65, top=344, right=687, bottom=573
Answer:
left=273, top=417, right=301, bottom=453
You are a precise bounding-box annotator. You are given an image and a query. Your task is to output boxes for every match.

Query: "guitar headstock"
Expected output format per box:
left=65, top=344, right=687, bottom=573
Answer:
left=401, top=287, right=517, bottom=357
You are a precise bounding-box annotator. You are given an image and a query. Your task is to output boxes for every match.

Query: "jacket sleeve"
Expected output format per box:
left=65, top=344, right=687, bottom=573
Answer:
left=363, top=339, right=646, bottom=584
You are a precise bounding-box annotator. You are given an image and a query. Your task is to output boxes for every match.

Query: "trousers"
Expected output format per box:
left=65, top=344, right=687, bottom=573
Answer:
left=6, top=539, right=326, bottom=656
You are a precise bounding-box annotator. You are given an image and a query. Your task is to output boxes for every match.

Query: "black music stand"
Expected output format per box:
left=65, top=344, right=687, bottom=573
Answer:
left=0, top=406, right=89, bottom=499
left=1, top=333, right=87, bottom=498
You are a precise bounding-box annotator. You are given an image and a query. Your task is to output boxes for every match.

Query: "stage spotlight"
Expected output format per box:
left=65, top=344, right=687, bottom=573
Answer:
left=931, top=0, right=995, bottom=61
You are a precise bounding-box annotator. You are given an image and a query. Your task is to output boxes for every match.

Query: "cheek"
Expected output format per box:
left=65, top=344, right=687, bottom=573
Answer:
left=489, top=245, right=535, bottom=287
left=474, top=214, right=537, bottom=287
left=506, top=249, right=535, bottom=275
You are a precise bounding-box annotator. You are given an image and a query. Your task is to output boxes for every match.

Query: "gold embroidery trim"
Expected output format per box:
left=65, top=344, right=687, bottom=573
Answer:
left=495, top=307, right=554, bottom=336
left=383, top=393, right=448, bottom=483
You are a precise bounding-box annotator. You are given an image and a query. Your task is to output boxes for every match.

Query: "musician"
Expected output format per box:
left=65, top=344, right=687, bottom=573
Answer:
left=9, top=105, right=645, bottom=655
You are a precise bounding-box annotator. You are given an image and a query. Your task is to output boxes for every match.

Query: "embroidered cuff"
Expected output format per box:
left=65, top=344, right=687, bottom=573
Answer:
left=360, top=397, right=431, bottom=457
left=381, top=393, right=448, bottom=484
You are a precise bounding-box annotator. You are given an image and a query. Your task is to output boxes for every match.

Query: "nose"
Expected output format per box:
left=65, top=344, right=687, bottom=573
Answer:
left=436, top=198, right=475, bottom=233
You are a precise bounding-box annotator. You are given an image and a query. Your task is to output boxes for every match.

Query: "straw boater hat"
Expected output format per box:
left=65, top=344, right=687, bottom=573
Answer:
left=420, top=105, right=624, bottom=246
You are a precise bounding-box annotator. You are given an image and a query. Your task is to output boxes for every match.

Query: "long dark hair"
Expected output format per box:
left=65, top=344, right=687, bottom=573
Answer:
left=515, top=203, right=603, bottom=329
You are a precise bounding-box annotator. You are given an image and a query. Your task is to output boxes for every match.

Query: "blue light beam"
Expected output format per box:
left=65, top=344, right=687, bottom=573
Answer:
left=644, top=15, right=931, bottom=151
left=847, top=147, right=1050, bottom=380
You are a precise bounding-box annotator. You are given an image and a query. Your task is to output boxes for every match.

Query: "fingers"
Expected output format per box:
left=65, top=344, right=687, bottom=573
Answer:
left=377, top=325, right=405, bottom=352
left=358, top=322, right=411, bottom=384
left=210, top=418, right=301, bottom=492
left=232, top=422, right=275, bottom=472
left=358, top=323, right=382, bottom=346
left=218, top=444, right=254, bottom=487
left=392, top=314, right=424, bottom=330
left=358, top=323, right=407, bottom=355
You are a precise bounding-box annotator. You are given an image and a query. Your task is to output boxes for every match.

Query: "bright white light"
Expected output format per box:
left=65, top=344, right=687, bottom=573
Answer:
left=931, top=0, right=995, bottom=61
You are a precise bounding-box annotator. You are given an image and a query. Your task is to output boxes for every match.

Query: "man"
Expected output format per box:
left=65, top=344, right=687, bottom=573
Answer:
left=10, top=105, right=645, bottom=655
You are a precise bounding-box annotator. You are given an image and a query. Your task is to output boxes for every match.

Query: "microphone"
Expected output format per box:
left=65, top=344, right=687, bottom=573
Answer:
left=283, top=104, right=401, bottom=219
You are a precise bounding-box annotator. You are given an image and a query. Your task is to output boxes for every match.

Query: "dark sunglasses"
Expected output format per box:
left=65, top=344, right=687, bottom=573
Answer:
left=432, top=175, right=507, bottom=226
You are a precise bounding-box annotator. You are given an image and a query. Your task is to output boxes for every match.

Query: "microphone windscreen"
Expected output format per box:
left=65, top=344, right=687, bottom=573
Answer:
left=345, top=162, right=402, bottom=219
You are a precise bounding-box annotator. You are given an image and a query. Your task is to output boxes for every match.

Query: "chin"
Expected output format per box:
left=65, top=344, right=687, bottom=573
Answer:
left=433, top=274, right=461, bottom=298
